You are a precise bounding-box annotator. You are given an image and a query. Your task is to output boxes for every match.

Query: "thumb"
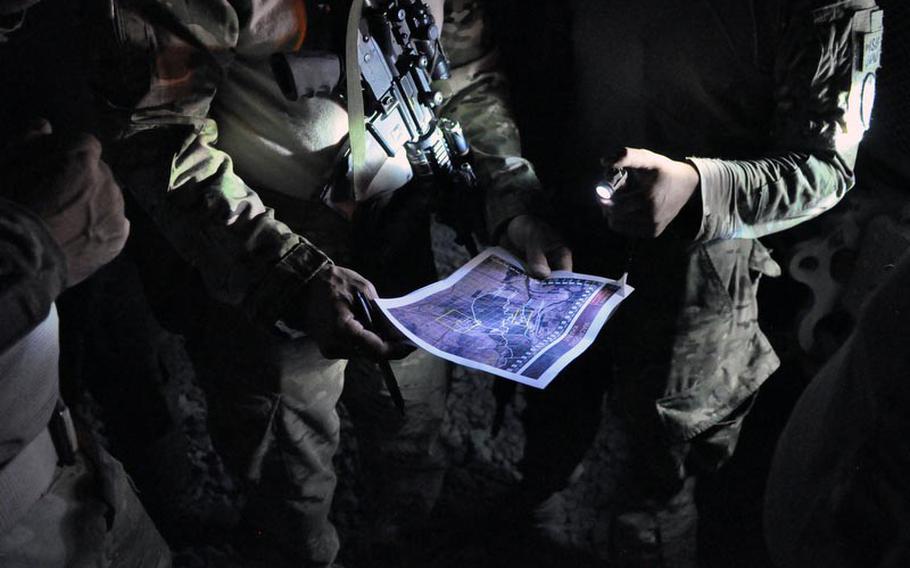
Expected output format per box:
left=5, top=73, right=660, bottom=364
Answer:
left=613, top=147, right=660, bottom=171
left=525, top=243, right=551, bottom=279
left=2, top=118, right=52, bottom=158
left=22, top=118, right=53, bottom=141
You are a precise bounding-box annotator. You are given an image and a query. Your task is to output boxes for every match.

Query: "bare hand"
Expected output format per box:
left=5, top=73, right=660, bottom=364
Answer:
left=599, top=148, right=700, bottom=238
left=501, top=214, right=573, bottom=279
left=300, top=265, right=413, bottom=360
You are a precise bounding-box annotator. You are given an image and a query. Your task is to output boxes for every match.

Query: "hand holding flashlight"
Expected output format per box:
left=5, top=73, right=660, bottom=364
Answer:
left=596, top=148, right=700, bottom=238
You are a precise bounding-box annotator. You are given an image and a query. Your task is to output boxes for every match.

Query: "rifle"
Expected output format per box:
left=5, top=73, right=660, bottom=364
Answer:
left=271, top=0, right=481, bottom=256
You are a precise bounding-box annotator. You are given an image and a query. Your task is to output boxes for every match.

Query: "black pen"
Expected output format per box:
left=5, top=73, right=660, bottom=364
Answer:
left=354, top=291, right=406, bottom=415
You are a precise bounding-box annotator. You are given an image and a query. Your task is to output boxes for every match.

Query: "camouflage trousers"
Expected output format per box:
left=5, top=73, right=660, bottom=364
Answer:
left=192, top=301, right=447, bottom=567
left=523, top=373, right=752, bottom=568
left=0, top=445, right=171, bottom=567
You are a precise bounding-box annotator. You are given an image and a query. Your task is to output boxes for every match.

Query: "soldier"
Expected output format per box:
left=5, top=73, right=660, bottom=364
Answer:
left=494, top=0, right=881, bottom=566
left=0, top=114, right=170, bottom=566
left=0, top=1, right=170, bottom=564
left=89, top=0, right=569, bottom=566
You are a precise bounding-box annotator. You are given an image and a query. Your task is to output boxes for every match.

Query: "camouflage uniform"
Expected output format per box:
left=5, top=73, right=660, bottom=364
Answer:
left=495, top=1, right=879, bottom=566
left=0, top=164, right=169, bottom=568
left=90, top=0, right=539, bottom=565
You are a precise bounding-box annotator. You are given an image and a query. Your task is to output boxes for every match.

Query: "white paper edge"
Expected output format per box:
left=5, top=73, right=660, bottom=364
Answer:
left=376, top=247, right=634, bottom=389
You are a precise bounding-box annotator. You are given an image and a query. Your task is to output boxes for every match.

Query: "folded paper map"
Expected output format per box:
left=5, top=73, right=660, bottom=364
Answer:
left=376, top=247, right=632, bottom=388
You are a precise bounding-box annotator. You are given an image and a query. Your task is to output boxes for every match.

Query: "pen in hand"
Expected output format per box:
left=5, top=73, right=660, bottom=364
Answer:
left=353, top=290, right=406, bottom=415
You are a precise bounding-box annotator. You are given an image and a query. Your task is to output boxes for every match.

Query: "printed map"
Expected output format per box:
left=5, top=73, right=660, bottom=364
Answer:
left=376, top=248, right=631, bottom=388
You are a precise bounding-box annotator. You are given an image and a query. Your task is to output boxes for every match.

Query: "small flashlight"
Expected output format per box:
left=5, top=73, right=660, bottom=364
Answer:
left=595, top=167, right=627, bottom=202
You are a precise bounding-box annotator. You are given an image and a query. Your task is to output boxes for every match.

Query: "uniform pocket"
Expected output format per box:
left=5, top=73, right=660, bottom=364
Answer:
left=748, top=239, right=781, bottom=284
left=655, top=240, right=779, bottom=441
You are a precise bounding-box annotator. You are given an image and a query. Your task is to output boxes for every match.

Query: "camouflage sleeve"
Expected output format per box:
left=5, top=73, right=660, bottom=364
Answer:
left=0, top=198, right=65, bottom=352
left=92, top=0, right=330, bottom=327
left=689, top=0, right=881, bottom=241
left=437, top=0, right=543, bottom=239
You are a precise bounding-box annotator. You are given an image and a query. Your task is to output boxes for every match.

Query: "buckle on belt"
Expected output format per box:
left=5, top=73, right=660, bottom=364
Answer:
left=48, top=400, right=78, bottom=466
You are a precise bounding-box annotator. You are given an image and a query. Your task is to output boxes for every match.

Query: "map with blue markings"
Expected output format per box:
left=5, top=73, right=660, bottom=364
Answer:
left=376, top=248, right=632, bottom=388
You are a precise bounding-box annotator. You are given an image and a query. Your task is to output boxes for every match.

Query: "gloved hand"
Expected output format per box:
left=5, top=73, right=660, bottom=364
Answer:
left=296, top=264, right=414, bottom=361
left=0, top=119, right=129, bottom=286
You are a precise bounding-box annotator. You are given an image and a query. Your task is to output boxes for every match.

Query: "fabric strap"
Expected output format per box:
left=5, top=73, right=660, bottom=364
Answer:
left=346, top=0, right=368, bottom=201
left=0, top=308, right=61, bottom=535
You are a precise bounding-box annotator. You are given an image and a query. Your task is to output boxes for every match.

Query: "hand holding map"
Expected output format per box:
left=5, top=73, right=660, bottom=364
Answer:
left=376, top=248, right=632, bottom=388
